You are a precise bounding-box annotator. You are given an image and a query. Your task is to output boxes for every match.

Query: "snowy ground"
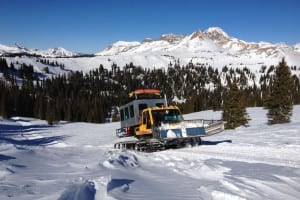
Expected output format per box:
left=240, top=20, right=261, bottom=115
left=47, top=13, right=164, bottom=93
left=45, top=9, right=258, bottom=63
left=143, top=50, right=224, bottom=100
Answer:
left=0, top=106, right=300, bottom=200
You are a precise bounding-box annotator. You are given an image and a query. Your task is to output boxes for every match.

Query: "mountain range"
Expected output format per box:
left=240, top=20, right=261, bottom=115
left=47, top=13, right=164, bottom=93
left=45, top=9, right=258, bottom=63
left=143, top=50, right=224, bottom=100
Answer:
left=0, top=44, right=80, bottom=58
left=1, top=27, right=300, bottom=73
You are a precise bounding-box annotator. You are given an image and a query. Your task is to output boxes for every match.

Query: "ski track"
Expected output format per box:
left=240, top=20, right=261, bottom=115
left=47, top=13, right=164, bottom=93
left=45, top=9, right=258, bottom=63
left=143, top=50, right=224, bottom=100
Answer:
left=0, top=106, right=300, bottom=199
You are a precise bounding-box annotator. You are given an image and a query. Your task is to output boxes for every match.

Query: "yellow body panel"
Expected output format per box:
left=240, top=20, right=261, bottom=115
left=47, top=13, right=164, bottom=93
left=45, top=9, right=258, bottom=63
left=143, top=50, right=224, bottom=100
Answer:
left=135, top=129, right=152, bottom=136
left=135, top=106, right=181, bottom=137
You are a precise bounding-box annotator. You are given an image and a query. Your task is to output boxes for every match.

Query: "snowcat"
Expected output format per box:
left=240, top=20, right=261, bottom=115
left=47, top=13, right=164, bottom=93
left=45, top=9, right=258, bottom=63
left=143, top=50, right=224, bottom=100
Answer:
left=114, top=89, right=225, bottom=151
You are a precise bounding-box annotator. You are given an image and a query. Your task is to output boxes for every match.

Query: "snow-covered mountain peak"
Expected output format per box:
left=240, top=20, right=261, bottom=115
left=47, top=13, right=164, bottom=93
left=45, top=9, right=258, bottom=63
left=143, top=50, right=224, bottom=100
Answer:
left=159, top=33, right=185, bottom=44
left=12, top=43, right=31, bottom=51
left=0, top=43, right=79, bottom=57
left=113, top=41, right=140, bottom=46
left=0, top=44, right=20, bottom=54
left=294, top=43, right=300, bottom=52
left=96, top=41, right=141, bottom=56
left=204, top=27, right=230, bottom=42
left=190, top=29, right=205, bottom=40
left=142, top=38, right=154, bottom=43
left=40, top=47, right=78, bottom=57
left=0, top=43, right=36, bottom=55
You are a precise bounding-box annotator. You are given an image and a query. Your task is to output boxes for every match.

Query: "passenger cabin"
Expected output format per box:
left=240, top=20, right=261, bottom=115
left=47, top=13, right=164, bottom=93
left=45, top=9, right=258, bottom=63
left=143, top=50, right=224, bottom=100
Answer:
left=119, top=89, right=167, bottom=133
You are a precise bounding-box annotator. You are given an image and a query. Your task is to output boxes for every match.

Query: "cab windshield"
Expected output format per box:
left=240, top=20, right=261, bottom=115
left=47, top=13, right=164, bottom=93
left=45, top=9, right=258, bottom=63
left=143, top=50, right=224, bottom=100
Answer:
left=152, top=109, right=183, bottom=125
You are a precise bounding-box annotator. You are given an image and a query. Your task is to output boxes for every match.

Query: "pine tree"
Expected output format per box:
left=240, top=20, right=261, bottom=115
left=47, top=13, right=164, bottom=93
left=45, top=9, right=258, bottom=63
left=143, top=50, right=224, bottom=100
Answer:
left=0, top=90, right=7, bottom=118
left=46, top=100, right=55, bottom=125
left=222, top=79, right=249, bottom=129
left=265, top=58, right=293, bottom=124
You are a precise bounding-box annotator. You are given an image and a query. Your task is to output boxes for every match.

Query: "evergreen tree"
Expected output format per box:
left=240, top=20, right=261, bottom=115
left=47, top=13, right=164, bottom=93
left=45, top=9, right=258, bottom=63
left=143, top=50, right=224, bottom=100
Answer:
left=222, top=79, right=249, bottom=129
left=0, top=90, right=8, bottom=118
left=265, top=58, right=293, bottom=124
left=46, top=100, right=55, bottom=125
left=291, top=74, right=300, bottom=104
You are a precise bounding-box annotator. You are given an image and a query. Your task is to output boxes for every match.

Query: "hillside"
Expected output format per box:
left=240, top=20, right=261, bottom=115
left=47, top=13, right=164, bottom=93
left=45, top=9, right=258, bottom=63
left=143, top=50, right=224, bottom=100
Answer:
left=1, top=27, right=300, bottom=74
left=0, top=106, right=300, bottom=199
left=96, top=27, right=300, bottom=71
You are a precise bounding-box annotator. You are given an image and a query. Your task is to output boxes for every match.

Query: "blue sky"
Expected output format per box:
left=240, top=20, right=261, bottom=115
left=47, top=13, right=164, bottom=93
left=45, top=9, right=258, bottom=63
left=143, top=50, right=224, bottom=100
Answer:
left=1, top=0, right=299, bottom=53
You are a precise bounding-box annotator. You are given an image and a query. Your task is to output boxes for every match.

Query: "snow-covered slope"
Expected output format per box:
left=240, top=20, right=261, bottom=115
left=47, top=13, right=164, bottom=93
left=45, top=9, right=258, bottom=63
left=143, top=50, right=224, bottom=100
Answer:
left=37, top=47, right=79, bottom=57
left=294, top=43, right=300, bottom=53
left=1, top=27, right=300, bottom=73
left=0, top=44, right=79, bottom=57
left=0, top=106, right=300, bottom=199
left=94, top=27, right=300, bottom=70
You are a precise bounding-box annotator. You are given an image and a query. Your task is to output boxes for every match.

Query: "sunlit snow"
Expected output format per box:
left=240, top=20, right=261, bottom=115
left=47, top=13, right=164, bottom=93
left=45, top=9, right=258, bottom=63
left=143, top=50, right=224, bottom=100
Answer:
left=1, top=106, right=300, bottom=199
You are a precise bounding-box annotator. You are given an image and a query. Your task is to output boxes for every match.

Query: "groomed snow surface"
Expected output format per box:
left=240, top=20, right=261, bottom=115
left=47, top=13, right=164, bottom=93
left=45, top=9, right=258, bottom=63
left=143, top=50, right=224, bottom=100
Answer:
left=1, top=106, right=300, bottom=200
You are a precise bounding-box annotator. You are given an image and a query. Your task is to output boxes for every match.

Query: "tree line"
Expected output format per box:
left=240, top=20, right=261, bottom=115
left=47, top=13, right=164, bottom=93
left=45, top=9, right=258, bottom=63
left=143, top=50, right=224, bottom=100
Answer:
left=0, top=57, right=299, bottom=127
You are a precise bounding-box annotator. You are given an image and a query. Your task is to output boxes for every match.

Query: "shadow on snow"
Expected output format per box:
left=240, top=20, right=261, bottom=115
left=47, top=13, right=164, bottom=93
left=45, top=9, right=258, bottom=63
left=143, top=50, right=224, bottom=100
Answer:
left=201, top=139, right=232, bottom=145
left=0, top=154, right=16, bottom=161
left=107, top=179, right=135, bottom=192
left=59, top=181, right=96, bottom=200
left=0, top=135, right=67, bottom=146
left=0, top=123, right=53, bottom=135
left=0, top=123, right=67, bottom=146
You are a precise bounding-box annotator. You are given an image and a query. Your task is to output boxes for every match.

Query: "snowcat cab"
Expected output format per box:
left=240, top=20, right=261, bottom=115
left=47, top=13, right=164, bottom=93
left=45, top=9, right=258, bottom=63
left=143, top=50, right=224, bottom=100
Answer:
left=116, top=89, right=167, bottom=137
left=135, top=106, right=184, bottom=136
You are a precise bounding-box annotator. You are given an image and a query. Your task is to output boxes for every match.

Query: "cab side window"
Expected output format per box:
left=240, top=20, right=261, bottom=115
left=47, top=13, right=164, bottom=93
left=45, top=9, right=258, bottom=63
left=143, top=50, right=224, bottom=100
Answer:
left=139, top=104, right=147, bottom=116
left=120, top=109, right=124, bottom=121
left=142, top=111, right=151, bottom=129
left=125, top=107, right=129, bottom=119
left=130, top=105, right=134, bottom=118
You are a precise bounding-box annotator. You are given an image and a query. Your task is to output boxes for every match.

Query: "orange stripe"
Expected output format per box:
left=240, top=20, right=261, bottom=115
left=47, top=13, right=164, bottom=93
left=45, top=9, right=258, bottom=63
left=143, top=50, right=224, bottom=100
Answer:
left=133, top=89, right=160, bottom=94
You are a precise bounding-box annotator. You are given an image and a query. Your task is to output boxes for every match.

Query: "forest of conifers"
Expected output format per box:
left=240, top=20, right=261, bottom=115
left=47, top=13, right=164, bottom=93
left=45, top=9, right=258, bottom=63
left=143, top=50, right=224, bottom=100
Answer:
left=0, top=58, right=299, bottom=124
